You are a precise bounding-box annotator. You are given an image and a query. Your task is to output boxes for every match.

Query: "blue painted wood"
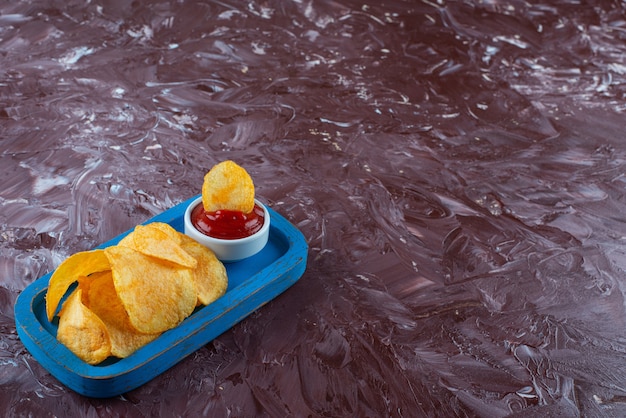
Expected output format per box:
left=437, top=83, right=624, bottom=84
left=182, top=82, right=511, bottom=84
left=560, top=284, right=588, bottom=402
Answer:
left=14, top=195, right=308, bottom=398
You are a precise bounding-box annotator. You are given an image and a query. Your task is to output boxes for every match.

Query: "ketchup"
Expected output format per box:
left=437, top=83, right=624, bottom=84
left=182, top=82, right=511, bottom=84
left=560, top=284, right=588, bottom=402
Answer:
left=191, top=203, right=265, bottom=239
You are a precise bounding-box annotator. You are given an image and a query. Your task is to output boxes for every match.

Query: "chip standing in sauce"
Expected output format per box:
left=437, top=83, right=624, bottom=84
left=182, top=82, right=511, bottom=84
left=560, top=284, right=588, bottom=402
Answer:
left=185, top=160, right=271, bottom=261
left=191, top=203, right=265, bottom=239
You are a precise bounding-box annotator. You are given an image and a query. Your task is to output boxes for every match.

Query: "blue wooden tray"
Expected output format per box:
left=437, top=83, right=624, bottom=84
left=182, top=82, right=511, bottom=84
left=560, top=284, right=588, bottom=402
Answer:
left=14, top=195, right=308, bottom=398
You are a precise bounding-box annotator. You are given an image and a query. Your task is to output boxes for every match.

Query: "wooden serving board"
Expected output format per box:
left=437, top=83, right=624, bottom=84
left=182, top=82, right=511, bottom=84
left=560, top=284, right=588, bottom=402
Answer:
left=14, top=195, right=308, bottom=398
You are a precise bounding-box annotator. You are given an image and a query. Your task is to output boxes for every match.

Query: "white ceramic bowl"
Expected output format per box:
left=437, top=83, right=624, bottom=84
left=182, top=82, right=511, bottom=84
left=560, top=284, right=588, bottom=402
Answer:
left=184, top=196, right=270, bottom=262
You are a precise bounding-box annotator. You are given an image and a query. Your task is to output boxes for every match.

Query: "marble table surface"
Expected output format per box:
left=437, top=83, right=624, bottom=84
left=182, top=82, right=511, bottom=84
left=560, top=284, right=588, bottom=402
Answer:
left=2, top=1, right=626, bottom=416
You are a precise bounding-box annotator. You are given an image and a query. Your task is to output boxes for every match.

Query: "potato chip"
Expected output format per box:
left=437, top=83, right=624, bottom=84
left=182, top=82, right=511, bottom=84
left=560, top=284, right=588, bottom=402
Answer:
left=57, top=288, right=112, bottom=365
left=46, top=249, right=111, bottom=322
left=76, top=275, right=93, bottom=305
left=104, top=246, right=197, bottom=334
left=143, top=222, right=182, bottom=243
left=202, top=160, right=255, bottom=213
left=82, top=270, right=160, bottom=358
left=116, top=232, right=134, bottom=248
left=179, top=234, right=228, bottom=306
left=118, top=224, right=197, bottom=269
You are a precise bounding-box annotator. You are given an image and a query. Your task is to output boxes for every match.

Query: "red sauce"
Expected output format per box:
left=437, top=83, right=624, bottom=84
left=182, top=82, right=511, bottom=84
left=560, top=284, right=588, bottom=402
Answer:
left=191, top=203, right=265, bottom=239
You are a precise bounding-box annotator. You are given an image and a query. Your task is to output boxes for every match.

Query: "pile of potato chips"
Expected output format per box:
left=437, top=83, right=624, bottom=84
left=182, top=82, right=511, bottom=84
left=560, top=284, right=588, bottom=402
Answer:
left=45, top=222, right=228, bottom=365
left=45, top=160, right=257, bottom=364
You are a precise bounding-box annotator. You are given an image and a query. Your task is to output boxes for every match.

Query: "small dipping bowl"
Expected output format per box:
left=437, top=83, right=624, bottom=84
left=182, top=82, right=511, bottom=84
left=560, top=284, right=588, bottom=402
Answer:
left=184, top=196, right=270, bottom=262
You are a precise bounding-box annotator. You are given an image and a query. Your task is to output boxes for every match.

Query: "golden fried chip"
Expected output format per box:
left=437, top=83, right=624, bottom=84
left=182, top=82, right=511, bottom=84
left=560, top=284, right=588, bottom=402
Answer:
left=104, top=246, right=197, bottom=334
left=57, top=288, right=112, bottom=365
left=118, top=224, right=197, bottom=269
left=179, top=234, right=228, bottom=306
left=76, top=275, right=93, bottom=305
left=46, top=249, right=111, bottom=322
left=144, top=222, right=182, bottom=243
left=116, top=231, right=134, bottom=248
left=83, top=270, right=160, bottom=358
left=202, top=160, right=255, bottom=213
